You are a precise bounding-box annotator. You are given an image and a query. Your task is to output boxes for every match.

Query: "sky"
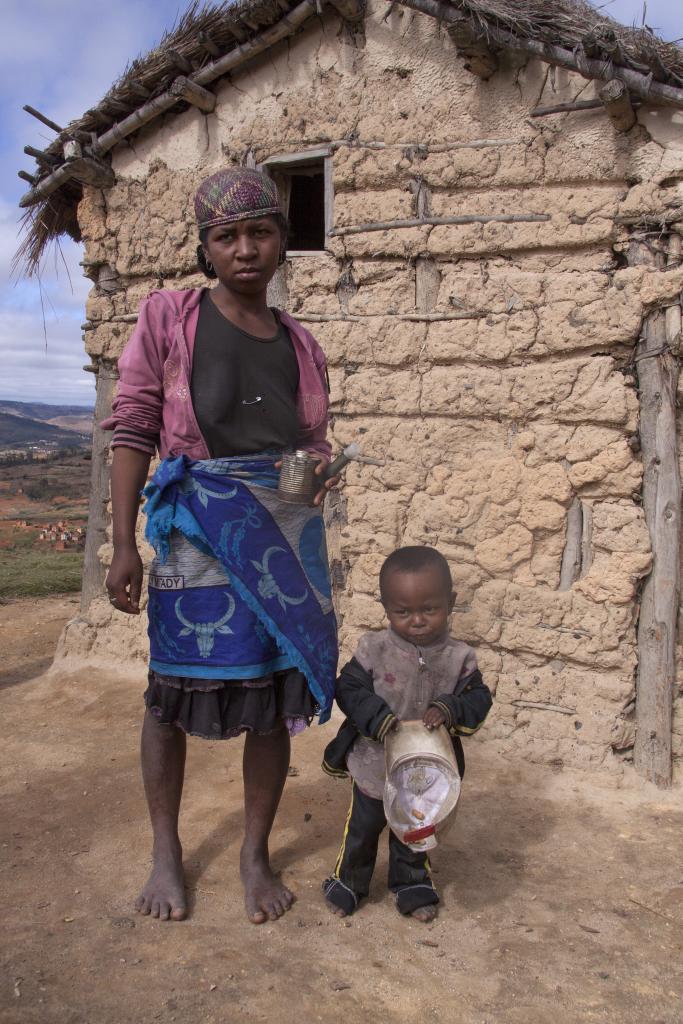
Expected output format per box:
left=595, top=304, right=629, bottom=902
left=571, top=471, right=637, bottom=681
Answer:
left=1, top=0, right=681, bottom=408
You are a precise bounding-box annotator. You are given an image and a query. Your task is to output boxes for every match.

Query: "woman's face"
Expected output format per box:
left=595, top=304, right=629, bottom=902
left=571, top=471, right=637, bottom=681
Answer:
left=203, top=216, right=282, bottom=295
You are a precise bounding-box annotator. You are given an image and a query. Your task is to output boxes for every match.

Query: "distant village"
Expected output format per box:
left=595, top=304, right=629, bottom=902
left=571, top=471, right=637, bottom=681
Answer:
left=11, top=518, right=86, bottom=552
left=0, top=445, right=87, bottom=464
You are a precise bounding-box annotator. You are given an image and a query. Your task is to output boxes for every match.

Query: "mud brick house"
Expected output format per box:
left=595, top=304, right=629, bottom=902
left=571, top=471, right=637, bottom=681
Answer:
left=16, top=0, right=683, bottom=784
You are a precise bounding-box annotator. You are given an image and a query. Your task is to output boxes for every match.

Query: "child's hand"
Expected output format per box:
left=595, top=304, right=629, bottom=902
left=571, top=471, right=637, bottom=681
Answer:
left=423, top=707, right=447, bottom=730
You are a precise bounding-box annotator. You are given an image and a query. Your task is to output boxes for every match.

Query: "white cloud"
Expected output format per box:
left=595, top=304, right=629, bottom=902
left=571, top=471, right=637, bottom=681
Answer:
left=2, top=0, right=184, bottom=405
left=0, top=307, right=95, bottom=405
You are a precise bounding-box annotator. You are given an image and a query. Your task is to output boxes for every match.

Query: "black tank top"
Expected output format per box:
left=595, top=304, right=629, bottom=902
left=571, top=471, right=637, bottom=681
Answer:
left=190, top=291, right=300, bottom=457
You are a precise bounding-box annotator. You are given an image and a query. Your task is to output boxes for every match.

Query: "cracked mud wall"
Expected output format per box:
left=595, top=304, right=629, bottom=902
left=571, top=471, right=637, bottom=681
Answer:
left=65, top=0, right=683, bottom=778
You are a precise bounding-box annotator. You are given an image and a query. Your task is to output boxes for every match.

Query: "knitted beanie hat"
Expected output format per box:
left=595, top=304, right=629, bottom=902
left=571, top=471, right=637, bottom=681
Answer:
left=194, top=167, right=282, bottom=230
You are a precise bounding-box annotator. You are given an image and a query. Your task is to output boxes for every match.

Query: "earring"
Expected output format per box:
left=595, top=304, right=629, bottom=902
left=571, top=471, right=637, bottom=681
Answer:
left=206, top=259, right=214, bottom=273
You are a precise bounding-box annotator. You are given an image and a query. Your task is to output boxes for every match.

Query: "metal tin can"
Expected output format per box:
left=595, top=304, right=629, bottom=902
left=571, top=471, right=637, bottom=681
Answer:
left=277, top=450, right=319, bottom=504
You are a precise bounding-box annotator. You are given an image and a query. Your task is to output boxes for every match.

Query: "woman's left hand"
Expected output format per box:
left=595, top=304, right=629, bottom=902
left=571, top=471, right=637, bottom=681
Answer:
left=313, top=458, right=340, bottom=506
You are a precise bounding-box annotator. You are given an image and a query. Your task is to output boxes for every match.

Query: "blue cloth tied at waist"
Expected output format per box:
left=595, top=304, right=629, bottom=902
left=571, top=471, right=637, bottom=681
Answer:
left=143, top=454, right=337, bottom=723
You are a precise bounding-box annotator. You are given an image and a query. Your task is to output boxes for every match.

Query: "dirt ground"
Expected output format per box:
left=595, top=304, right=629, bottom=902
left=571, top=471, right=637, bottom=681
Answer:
left=1, top=596, right=682, bottom=1024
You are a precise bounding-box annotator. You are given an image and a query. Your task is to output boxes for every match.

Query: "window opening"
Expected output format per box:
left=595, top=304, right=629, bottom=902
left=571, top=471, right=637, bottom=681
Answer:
left=261, top=152, right=331, bottom=255
left=287, top=169, right=325, bottom=250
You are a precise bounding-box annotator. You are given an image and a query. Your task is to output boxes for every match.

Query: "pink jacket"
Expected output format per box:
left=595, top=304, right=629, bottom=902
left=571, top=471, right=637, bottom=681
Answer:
left=102, top=288, right=331, bottom=461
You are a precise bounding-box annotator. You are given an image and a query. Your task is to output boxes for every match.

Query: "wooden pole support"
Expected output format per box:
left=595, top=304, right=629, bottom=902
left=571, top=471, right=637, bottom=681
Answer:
left=632, top=237, right=681, bottom=788
left=80, top=365, right=118, bottom=613
left=22, top=104, right=63, bottom=134
left=448, top=24, right=498, bottom=80
left=18, top=170, right=37, bottom=185
left=169, top=76, right=216, bottom=113
left=599, top=79, right=637, bottom=132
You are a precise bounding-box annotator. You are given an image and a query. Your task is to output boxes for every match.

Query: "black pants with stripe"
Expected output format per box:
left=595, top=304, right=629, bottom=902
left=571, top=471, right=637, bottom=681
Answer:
left=326, top=782, right=439, bottom=915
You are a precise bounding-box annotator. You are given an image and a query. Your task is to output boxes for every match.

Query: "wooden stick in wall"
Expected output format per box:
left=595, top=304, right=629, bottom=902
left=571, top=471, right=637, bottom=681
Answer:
left=329, top=212, right=550, bottom=236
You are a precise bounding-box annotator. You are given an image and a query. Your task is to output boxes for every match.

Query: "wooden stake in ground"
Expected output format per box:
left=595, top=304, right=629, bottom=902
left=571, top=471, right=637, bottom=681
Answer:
left=632, top=235, right=682, bottom=788
left=81, top=365, right=118, bottom=612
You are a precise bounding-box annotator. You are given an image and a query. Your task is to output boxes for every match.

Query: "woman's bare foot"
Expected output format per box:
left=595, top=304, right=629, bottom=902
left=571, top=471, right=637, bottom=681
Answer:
left=240, top=845, right=295, bottom=924
left=411, top=903, right=438, bottom=923
left=135, top=840, right=187, bottom=921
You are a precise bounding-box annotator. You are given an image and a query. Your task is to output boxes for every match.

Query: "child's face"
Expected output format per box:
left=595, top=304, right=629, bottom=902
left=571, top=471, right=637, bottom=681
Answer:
left=382, top=567, right=454, bottom=646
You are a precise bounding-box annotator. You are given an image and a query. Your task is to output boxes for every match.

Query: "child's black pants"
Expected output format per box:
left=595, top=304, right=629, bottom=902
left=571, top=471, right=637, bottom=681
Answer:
left=325, top=781, right=439, bottom=915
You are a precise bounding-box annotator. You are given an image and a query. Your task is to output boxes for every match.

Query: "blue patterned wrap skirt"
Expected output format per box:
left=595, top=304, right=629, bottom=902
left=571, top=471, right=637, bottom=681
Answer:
left=142, top=453, right=338, bottom=726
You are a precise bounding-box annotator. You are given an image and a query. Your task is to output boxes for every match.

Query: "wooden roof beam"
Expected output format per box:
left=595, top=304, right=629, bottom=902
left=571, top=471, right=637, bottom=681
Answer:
left=197, top=29, right=221, bottom=57
left=167, top=48, right=193, bottom=74
left=448, top=23, right=498, bottom=79
left=599, top=79, right=637, bottom=131
left=169, top=76, right=216, bottom=113
left=92, top=0, right=319, bottom=158
left=23, top=144, right=58, bottom=168
left=224, top=19, right=247, bottom=42
left=22, top=105, right=63, bottom=134
left=18, top=0, right=326, bottom=207
left=393, top=0, right=683, bottom=109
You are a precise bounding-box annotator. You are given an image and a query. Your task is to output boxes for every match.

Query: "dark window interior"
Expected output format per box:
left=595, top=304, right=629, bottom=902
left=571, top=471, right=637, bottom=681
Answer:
left=286, top=169, right=325, bottom=251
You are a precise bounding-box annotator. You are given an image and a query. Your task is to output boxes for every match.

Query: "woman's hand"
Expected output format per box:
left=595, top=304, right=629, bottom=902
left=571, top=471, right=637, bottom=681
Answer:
left=106, top=545, right=143, bottom=614
left=313, top=457, right=340, bottom=507
left=423, top=706, right=447, bottom=731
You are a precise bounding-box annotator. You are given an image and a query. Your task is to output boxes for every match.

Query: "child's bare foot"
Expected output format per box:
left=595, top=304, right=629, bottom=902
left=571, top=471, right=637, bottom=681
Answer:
left=135, top=840, right=186, bottom=921
left=325, top=897, right=347, bottom=917
left=411, top=904, right=438, bottom=923
left=322, top=877, right=357, bottom=917
left=240, top=845, right=295, bottom=924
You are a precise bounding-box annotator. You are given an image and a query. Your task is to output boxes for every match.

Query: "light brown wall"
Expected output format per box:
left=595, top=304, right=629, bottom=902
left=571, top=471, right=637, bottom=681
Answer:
left=66, top=0, right=683, bottom=778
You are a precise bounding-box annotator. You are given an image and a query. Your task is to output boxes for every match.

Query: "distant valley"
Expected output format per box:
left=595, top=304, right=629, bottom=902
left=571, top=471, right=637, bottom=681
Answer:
left=0, top=401, right=93, bottom=451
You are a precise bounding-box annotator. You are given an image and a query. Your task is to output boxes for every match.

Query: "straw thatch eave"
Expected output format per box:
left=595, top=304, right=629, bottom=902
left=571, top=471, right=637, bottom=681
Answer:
left=14, top=0, right=683, bottom=276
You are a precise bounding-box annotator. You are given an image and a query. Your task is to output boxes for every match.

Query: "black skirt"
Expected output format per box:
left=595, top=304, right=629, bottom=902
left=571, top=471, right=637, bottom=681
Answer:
left=144, top=668, right=317, bottom=739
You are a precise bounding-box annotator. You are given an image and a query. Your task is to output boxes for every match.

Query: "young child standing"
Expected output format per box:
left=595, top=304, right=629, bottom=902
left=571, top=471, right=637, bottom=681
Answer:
left=322, top=546, right=492, bottom=921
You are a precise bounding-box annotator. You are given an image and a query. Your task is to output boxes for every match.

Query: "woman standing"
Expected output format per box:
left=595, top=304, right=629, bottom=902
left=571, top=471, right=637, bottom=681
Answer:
left=104, top=168, right=338, bottom=924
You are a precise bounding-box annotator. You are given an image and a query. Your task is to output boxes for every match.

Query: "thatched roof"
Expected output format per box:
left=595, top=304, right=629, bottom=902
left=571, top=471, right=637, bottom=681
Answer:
left=15, top=0, right=683, bottom=275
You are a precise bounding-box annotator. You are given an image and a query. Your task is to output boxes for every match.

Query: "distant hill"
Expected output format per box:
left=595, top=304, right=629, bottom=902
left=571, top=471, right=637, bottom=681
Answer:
left=0, top=400, right=93, bottom=423
left=0, top=412, right=89, bottom=449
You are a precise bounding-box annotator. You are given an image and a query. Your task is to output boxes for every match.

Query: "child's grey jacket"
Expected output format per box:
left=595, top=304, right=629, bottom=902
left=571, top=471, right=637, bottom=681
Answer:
left=322, top=628, right=492, bottom=792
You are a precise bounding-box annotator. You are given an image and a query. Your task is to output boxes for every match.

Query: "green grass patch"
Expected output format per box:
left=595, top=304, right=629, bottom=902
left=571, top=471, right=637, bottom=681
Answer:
left=0, top=546, right=83, bottom=598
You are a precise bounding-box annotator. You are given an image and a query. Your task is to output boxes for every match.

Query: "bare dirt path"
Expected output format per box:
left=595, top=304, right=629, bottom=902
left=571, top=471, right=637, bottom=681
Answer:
left=1, top=595, right=682, bottom=1023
